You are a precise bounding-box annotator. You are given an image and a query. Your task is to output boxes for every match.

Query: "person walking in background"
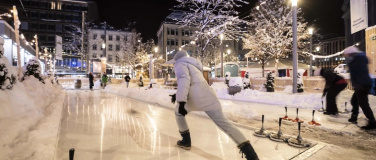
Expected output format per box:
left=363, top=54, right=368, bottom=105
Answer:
left=124, top=74, right=131, bottom=88
left=170, top=50, right=258, bottom=160
left=88, top=72, right=94, bottom=91
left=319, top=68, right=347, bottom=115
left=138, top=76, right=144, bottom=87
left=344, top=46, right=376, bottom=130
left=101, top=72, right=108, bottom=89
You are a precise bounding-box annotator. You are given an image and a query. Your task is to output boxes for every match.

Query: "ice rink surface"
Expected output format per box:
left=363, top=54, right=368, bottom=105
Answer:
left=55, top=91, right=321, bottom=160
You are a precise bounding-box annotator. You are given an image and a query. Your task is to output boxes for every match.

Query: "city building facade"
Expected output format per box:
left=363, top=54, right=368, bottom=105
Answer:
left=313, top=36, right=346, bottom=69
left=0, top=0, right=99, bottom=71
left=87, top=25, right=135, bottom=77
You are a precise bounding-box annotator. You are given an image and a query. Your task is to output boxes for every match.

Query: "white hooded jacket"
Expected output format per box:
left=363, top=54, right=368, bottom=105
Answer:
left=174, top=56, right=221, bottom=111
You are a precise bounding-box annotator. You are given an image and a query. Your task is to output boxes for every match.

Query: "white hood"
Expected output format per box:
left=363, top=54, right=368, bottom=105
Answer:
left=175, top=57, right=203, bottom=72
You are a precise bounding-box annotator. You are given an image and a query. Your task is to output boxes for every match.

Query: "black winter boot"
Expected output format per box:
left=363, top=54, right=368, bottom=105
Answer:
left=177, top=130, right=191, bottom=150
left=238, top=141, right=259, bottom=160
left=348, top=115, right=358, bottom=124
left=361, top=120, right=376, bottom=130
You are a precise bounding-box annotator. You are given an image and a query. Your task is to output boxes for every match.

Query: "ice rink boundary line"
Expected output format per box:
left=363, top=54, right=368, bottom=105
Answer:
left=53, top=91, right=67, bottom=160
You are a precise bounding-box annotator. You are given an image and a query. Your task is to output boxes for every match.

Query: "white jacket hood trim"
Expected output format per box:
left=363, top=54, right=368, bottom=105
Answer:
left=175, top=57, right=203, bottom=72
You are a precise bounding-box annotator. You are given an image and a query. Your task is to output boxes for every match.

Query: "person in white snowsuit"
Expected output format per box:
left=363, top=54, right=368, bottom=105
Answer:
left=170, top=50, right=258, bottom=160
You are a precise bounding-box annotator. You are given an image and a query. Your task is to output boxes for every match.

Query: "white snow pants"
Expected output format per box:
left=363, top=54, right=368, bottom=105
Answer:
left=175, top=108, right=248, bottom=145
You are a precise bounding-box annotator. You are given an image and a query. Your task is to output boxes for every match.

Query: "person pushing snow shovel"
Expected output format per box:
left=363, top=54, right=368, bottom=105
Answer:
left=169, top=50, right=259, bottom=160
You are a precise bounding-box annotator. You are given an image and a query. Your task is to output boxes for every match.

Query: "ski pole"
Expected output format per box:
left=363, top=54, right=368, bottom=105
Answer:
left=312, top=110, right=315, bottom=121
left=261, top=115, right=264, bottom=130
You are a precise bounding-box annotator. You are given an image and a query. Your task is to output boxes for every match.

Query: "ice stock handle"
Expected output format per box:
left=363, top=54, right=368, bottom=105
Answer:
left=262, top=115, right=264, bottom=123
left=279, top=117, right=282, bottom=126
left=298, top=122, right=301, bottom=131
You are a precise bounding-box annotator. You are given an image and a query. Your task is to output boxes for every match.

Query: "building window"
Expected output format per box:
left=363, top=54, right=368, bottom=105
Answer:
left=51, top=2, right=56, bottom=9
left=48, top=24, right=55, bottom=31
left=116, top=55, right=120, bottom=62
left=171, top=29, right=175, bottom=35
left=167, top=28, right=170, bottom=35
left=108, top=55, right=113, bottom=62
left=116, top=45, right=120, bottom=51
left=93, top=44, right=97, bottom=50
left=93, top=34, right=97, bottom=40
left=108, top=44, right=113, bottom=51
left=93, top=54, right=97, bottom=58
left=170, top=39, right=175, bottom=46
left=167, top=39, right=170, bottom=46
left=109, top=35, right=113, bottom=41
left=116, top=35, right=120, bottom=41
left=101, top=35, right=105, bottom=40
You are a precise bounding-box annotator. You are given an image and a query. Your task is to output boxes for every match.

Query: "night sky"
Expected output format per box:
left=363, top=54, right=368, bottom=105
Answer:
left=94, top=0, right=345, bottom=41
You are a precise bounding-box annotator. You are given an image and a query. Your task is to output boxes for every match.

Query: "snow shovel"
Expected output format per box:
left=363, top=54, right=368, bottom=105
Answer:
left=291, top=108, right=304, bottom=123
left=308, top=110, right=321, bottom=126
left=269, top=117, right=289, bottom=142
left=282, top=106, right=292, bottom=120
left=288, top=122, right=311, bottom=148
left=254, top=115, right=269, bottom=137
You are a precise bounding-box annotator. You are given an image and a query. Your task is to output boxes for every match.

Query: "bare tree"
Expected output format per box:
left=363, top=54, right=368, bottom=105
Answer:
left=173, top=0, right=248, bottom=65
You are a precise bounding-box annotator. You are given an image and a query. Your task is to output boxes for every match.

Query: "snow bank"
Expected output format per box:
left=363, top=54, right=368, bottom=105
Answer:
left=0, top=76, right=64, bottom=160
left=103, top=84, right=256, bottom=120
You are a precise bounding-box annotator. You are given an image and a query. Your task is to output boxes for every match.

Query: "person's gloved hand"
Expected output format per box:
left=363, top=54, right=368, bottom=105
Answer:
left=179, top=102, right=188, bottom=116
left=169, top=94, right=176, bottom=104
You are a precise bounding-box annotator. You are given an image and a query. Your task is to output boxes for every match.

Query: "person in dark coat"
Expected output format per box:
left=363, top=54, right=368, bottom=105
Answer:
left=138, top=76, right=144, bottom=87
left=88, top=72, right=94, bottom=91
left=124, top=75, right=131, bottom=88
left=344, top=46, right=376, bottom=130
left=320, top=68, right=347, bottom=115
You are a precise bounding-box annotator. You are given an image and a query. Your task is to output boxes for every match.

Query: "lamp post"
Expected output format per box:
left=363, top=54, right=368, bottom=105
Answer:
left=154, top=47, right=158, bottom=78
left=220, top=34, right=224, bottom=77
left=12, top=6, right=21, bottom=76
left=226, top=49, right=231, bottom=62
left=316, top=46, right=320, bottom=68
left=292, top=0, right=298, bottom=93
left=148, top=54, right=153, bottom=79
left=308, top=28, right=313, bottom=77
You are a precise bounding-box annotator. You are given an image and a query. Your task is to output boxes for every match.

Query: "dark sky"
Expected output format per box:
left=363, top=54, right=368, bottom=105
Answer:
left=94, top=0, right=345, bottom=41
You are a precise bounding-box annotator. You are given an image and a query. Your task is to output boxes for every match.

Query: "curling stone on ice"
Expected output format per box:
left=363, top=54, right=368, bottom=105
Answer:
left=254, top=115, right=269, bottom=137
left=269, top=118, right=289, bottom=142
left=288, top=122, right=312, bottom=148
left=308, top=110, right=321, bottom=126
left=291, top=108, right=304, bottom=123
left=282, top=106, right=292, bottom=120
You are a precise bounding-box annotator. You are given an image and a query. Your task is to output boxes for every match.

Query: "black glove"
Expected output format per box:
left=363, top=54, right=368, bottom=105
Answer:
left=169, top=94, right=176, bottom=104
left=179, top=102, right=188, bottom=116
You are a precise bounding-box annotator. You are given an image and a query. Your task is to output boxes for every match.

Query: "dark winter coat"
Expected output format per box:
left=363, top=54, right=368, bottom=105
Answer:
left=124, top=76, right=131, bottom=82
left=88, top=74, right=94, bottom=86
left=347, top=52, right=372, bottom=88
left=321, top=69, right=345, bottom=90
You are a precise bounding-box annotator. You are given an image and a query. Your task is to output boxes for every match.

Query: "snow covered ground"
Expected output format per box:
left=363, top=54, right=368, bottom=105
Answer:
left=0, top=77, right=64, bottom=160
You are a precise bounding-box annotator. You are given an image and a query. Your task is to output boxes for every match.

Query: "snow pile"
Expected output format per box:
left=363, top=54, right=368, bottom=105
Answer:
left=0, top=76, right=64, bottom=159
left=213, top=85, right=323, bottom=109
left=211, top=82, right=228, bottom=95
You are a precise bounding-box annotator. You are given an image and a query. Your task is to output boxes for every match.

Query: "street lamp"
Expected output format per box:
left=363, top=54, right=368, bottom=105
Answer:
left=292, top=0, right=298, bottom=93
left=220, top=34, right=224, bottom=77
left=308, top=27, right=313, bottom=76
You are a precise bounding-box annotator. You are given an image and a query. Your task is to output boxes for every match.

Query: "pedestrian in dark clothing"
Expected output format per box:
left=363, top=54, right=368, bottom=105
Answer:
left=139, top=76, right=144, bottom=87
left=344, top=46, right=376, bottom=130
left=124, top=75, right=131, bottom=88
left=320, top=68, right=347, bottom=115
left=89, top=72, right=94, bottom=91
